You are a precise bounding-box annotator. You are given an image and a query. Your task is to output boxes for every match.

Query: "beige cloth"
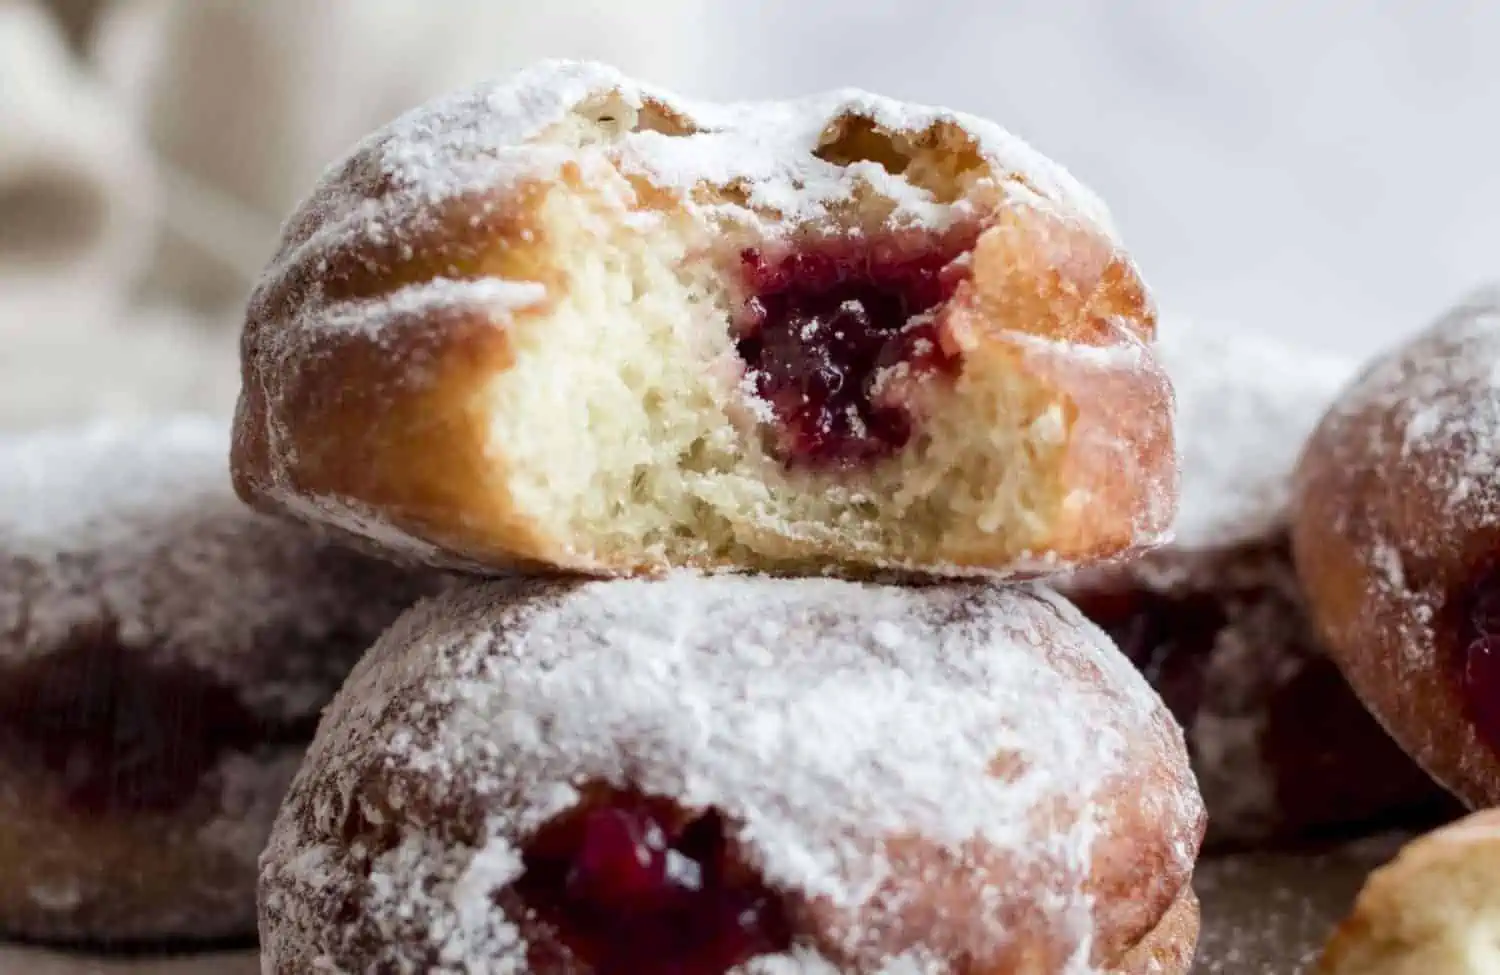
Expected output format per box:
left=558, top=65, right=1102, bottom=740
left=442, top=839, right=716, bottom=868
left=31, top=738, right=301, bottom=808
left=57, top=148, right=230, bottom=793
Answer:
left=0, top=0, right=706, bottom=428
left=0, top=0, right=153, bottom=325
left=98, top=0, right=713, bottom=308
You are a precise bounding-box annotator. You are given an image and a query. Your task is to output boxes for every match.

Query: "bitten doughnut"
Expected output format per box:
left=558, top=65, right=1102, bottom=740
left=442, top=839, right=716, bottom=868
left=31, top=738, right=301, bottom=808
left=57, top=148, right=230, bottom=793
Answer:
left=0, top=418, right=439, bottom=944
left=232, top=59, right=1176, bottom=579
left=1294, top=288, right=1500, bottom=810
left=259, top=576, right=1205, bottom=973
left=1063, top=322, right=1447, bottom=847
left=1319, top=809, right=1500, bottom=974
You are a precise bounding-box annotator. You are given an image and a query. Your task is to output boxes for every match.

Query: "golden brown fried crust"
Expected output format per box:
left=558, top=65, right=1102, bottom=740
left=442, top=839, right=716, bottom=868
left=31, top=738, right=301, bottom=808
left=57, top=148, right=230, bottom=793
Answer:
left=233, top=173, right=572, bottom=573
left=1291, top=299, right=1500, bottom=810
left=1110, top=889, right=1199, bottom=975
left=234, top=70, right=1174, bottom=577
left=236, top=299, right=556, bottom=572
left=234, top=185, right=1173, bottom=576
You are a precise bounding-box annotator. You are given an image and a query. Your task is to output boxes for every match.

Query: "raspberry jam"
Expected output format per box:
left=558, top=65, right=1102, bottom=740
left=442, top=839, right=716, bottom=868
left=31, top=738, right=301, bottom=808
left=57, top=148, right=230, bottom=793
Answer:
left=0, top=630, right=291, bottom=815
left=516, top=791, right=792, bottom=974
left=735, top=235, right=972, bottom=467
left=1459, top=568, right=1500, bottom=755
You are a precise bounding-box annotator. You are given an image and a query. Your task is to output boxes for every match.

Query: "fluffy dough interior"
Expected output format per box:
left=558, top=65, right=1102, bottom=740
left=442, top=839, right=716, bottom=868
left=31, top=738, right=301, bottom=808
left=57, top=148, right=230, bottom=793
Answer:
left=484, top=161, right=1074, bottom=572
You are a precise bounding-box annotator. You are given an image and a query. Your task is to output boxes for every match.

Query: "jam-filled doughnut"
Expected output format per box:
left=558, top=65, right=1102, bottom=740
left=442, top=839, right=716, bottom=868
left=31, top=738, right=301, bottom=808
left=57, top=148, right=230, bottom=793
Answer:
left=1318, top=808, right=1500, bottom=974
left=259, top=575, right=1205, bottom=974
left=1293, top=288, right=1500, bottom=811
left=1063, top=322, right=1447, bottom=847
left=232, top=59, right=1176, bottom=579
left=0, top=418, right=439, bottom=944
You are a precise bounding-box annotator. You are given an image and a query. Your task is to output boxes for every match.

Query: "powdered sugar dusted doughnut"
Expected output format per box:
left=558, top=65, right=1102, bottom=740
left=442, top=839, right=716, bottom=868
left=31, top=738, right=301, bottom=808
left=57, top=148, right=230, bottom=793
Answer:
left=233, top=59, right=1176, bottom=579
left=1064, top=322, right=1446, bottom=847
left=1294, top=287, right=1500, bottom=811
left=0, top=418, right=440, bottom=943
left=259, top=575, right=1204, bottom=974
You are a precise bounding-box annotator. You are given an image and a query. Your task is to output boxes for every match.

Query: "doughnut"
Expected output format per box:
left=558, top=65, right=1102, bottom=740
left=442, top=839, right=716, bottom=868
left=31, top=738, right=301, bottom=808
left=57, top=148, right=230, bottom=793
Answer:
left=258, top=575, right=1205, bottom=974
left=1318, top=809, right=1500, bottom=974
left=231, top=59, right=1177, bottom=579
left=0, top=418, right=440, bottom=944
left=1062, top=322, right=1447, bottom=847
left=1293, top=288, right=1500, bottom=810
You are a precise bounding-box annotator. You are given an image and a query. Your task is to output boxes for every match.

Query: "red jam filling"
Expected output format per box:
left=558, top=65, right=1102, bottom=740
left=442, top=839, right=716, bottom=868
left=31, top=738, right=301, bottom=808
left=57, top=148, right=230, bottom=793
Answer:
left=734, top=235, right=972, bottom=468
left=516, top=791, right=792, bottom=974
left=0, top=629, right=297, bottom=815
left=1459, top=569, right=1500, bottom=755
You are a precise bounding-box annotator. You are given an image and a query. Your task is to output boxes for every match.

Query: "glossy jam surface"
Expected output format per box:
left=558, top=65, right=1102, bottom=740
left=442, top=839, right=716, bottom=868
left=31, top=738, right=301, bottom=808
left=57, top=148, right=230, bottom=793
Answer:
left=1460, top=569, right=1500, bottom=755
left=517, top=791, right=792, bottom=974
left=0, top=630, right=281, bottom=815
left=735, top=237, right=970, bottom=468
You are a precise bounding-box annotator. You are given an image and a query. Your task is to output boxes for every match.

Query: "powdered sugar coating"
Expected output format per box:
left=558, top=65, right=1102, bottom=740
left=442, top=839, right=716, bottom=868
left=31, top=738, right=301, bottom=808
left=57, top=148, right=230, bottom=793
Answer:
left=260, top=575, right=1202, bottom=974
left=1321, top=287, right=1500, bottom=566
left=269, top=59, right=1118, bottom=290
left=1125, top=320, right=1351, bottom=828
left=1155, top=318, right=1356, bottom=553
left=253, top=57, right=1125, bottom=362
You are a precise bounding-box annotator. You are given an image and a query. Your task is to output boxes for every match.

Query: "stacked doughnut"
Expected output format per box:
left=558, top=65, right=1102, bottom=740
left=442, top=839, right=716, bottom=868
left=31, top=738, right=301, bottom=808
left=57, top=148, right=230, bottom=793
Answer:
left=235, top=60, right=1207, bottom=973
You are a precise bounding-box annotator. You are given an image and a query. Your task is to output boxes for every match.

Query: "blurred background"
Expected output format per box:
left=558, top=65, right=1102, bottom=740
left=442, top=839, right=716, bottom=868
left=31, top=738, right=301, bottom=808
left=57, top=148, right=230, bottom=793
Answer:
left=5, top=0, right=1500, bottom=429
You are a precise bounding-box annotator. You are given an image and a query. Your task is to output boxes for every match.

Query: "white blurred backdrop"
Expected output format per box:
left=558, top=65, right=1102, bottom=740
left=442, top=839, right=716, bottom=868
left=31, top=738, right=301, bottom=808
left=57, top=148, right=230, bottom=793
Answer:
left=5, top=0, right=1500, bottom=425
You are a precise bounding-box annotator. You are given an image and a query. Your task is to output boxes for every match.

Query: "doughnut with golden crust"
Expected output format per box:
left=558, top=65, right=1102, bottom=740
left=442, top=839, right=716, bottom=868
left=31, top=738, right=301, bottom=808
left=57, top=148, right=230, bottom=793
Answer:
left=258, top=575, right=1204, bottom=974
left=232, top=60, right=1175, bottom=578
left=1293, top=287, right=1500, bottom=810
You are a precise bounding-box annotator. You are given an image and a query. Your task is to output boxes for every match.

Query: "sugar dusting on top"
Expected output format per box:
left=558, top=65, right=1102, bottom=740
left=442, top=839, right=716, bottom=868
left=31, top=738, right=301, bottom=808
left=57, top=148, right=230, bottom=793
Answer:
left=1339, top=288, right=1500, bottom=533
left=252, top=57, right=1124, bottom=375
left=260, top=575, right=1201, bottom=973
left=299, top=277, right=549, bottom=340
left=1303, top=288, right=1500, bottom=675
left=0, top=416, right=435, bottom=719
left=271, top=58, right=1117, bottom=285
left=1154, top=318, right=1356, bottom=553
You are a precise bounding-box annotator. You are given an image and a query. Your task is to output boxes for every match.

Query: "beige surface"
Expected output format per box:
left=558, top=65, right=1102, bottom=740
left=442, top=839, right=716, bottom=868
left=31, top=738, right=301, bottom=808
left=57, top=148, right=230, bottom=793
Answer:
left=0, top=835, right=1410, bottom=973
